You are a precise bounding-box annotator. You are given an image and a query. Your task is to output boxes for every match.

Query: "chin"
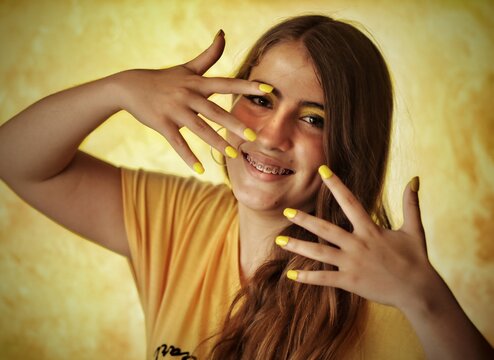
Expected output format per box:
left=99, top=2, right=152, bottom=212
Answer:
left=231, top=185, right=285, bottom=212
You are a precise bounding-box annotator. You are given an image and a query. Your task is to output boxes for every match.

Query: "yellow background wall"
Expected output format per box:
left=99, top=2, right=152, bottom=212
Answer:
left=0, top=0, right=493, bottom=358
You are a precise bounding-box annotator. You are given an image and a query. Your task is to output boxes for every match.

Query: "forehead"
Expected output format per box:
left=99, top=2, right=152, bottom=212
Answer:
left=249, top=41, right=324, bottom=104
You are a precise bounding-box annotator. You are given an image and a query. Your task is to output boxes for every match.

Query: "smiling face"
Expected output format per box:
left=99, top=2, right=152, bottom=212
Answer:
left=226, top=41, right=327, bottom=214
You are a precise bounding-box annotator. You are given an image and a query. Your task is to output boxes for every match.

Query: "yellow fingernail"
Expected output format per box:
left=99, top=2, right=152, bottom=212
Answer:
left=410, top=176, right=420, bottom=192
left=193, top=162, right=205, bottom=174
left=214, top=29, right=224, bottom=39
left=287, top=270, right=298, bottom=281
left=225, top=146, right=238, bottom=159
left=318, top=165, right=333, bottom=179
left=283, top=208, right=297, bottom=219
left=243, top=128, right=257, bottom=142
left=258, top=83, right=273, bottom=93
left=275, top=236, right=289, bottom=247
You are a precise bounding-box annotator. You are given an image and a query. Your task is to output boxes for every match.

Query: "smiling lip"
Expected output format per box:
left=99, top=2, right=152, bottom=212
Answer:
left=242, top=151, right=295, bottom=176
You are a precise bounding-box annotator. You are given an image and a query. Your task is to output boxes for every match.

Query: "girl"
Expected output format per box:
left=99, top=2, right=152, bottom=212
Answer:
left=0, top=15, right=491, bottom=359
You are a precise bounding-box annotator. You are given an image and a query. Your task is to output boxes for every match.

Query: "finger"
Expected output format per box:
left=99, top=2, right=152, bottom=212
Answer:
left=275, top=236, right=343, bottom=266
left=286, top=269, right=344, bottom=288
left=402, top=176, right=425, bottom=238
left=177, top=108, right=239, bottom=159
left=282, top=208, right=351, bottom=249
left=318, top=165, right=371, bottom=229
left=158, top=123, right=204, bottom=174
left=189, top=96, right=255, bottom=141
left=184, top=30, right=225, bottom=75
left=198, top=77, right=272, bottom=97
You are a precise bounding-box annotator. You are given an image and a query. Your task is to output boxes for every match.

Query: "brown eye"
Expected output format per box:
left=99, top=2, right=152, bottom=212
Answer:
left=245, top=95, right=272, bottom=109
left=301, top=115, right=324, bottom=129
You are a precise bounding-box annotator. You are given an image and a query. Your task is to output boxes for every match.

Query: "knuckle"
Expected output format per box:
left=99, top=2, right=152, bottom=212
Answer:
left=237, top=80, right=252, bottom=94
left=346, top=272, right=360, bottom=286
left=287, top=241, right=298, bottom=253
left=174, top=87, right=191, bottom=99
left=322, top=246, right=335, bottom=259
left=167, top=133, right=187, bottom=148
left=364, top=224, right=381, bottom=239
left=296, top=211, right=308, bottom=222
left=321, top=220, right=334, bottom=234
left=207, top=102, right=224, bottom=118
left=283, top=238, right=297, bottom=251
left=348, top=240, right=367, bottom=259
left=191, top=118, right=208, bottom=132
left=155, top=119, right=172, bottom=132
left=344, top=193, right=359, bottom=208
left=186, top=75, right=203, bottom=89
left=320, top=271, right=335, bottom=284
left=407, top=195, right=419, bottom=207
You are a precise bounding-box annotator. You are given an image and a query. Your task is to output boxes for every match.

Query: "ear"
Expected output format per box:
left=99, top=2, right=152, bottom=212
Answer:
left=183, top=30, right=226, bottom=75
left=402, top=176, right=426, bottom=242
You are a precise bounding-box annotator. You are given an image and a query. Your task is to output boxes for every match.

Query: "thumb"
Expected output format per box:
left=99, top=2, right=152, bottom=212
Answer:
left=183, top=29, right=225, bottom=75
left=402, top=176, right=425, bottom=239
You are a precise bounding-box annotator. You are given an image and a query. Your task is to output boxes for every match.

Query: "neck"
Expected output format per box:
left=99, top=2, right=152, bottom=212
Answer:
left=237, top=204, right=291, bottom=282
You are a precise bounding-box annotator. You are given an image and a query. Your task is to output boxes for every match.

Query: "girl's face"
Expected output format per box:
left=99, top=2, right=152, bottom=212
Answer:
left=226, top=41, right=326, bottom=214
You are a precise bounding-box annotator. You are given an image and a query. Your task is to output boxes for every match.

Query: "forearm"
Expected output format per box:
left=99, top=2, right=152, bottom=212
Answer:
left=0, top=74, right=121, bottom=184
left=402, top=273, right=493, bottom=359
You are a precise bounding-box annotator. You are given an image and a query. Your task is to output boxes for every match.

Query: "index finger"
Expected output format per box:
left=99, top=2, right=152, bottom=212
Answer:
left=318, top=165, right=371, bottom=229
left=201, top=77, right=273, bottom=96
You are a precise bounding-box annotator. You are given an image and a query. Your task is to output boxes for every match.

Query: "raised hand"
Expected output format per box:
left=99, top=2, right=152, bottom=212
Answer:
left=276, top=165, right=494, bottom=359
left=276, top=165, right=439, bottom=310
left=114, top=30, right=270, bottom=173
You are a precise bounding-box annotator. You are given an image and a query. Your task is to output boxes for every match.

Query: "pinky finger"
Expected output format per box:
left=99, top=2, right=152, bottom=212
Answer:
left=287, top=269, right=342, bottom=288
left=161, top=125, right=205, bottom=174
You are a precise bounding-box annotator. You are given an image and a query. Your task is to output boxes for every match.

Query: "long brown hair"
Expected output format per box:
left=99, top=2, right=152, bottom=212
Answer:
left=208, top=15, right=393, bottom=359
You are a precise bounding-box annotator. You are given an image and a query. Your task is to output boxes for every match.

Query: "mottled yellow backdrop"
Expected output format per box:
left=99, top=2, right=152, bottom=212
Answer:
left=0, top=0, right=493, bottom=359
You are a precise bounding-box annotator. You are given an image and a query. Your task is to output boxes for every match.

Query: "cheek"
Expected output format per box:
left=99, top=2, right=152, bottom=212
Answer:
left=228, top=103, right=263, bottom=146
left=231, top=102, right=262, bottom=129
left=300, top=135, right=325, bottom=168
left=315, top=140, right=326, bottom=163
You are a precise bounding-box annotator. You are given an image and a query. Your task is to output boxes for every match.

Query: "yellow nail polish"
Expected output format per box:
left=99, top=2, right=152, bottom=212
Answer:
left=193, top=162, right=205, bottom=174
left=225, top=146, right=238, bottom=159
left=243, top=128, right=257, bottom=142
left=258, top=83, right=273, bottom=93
left=283, top=208, right=297, bottom=219
left=318, top=165, right=333, bottom=179
left=410, top=176, right=420, bottom=192
left=275, top=236, right=289, bottom=247
left=287, top=270, right=298, bottom=281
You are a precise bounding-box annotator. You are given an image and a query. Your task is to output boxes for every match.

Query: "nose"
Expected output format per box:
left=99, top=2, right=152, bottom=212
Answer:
left=255, top=108, right=294, bottom=152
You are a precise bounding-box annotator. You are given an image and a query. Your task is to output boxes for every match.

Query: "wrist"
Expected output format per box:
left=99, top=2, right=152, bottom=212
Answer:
left=397, top=266, right=494, bottom=359
left=104, top=70, right=133, bottom=112
left=399, top=267, right=454, bottom=321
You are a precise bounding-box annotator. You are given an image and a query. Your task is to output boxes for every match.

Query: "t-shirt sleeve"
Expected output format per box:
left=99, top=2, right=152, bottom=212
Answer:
left=360, top=302, right=425, bottom=359
left=119, top=167, right=231, bottom=320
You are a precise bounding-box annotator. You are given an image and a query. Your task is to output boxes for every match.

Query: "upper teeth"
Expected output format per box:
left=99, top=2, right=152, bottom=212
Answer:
left=246, top=154, right=293, bottom=175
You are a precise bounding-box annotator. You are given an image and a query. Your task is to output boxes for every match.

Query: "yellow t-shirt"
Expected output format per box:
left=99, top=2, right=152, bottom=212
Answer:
left=121, top=168, right=425, bottom=360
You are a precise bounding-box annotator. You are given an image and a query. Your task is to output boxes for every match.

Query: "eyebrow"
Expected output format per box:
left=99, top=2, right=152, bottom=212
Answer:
left=302, top=101, right=325, bottom=111
left=253, top=78, right=325, bottom=111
